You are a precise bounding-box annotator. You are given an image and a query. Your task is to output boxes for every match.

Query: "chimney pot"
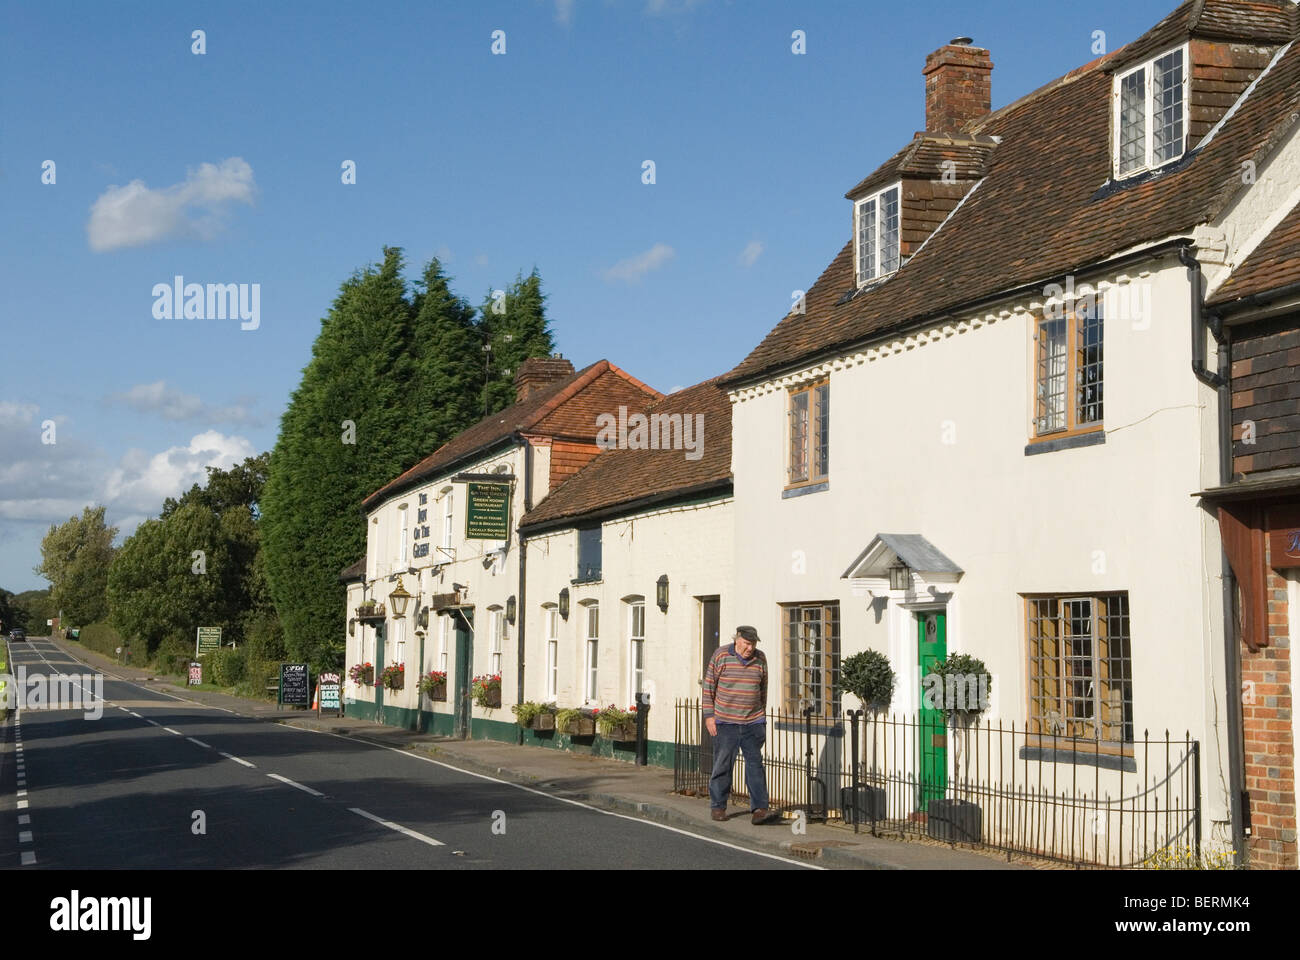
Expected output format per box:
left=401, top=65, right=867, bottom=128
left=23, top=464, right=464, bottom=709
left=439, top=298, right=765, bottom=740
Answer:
left=513, top=355, right=576, bottom=403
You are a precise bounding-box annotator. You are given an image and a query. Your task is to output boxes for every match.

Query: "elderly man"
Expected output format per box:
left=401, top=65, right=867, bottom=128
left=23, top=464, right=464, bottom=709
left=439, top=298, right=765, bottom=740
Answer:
left=703, top=625, right=772, bottom=824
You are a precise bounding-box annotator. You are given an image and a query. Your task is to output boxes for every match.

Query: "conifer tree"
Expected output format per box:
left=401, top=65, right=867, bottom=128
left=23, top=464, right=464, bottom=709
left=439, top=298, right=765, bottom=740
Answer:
left=476, top=269, right=556, bottom=415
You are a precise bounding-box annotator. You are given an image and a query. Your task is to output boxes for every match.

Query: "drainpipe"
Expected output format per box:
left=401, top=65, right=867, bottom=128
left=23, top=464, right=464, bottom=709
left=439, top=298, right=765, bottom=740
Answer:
left=515, top=434, right=533, bottom=747
left=1181, top=246, right=1246, bottom=864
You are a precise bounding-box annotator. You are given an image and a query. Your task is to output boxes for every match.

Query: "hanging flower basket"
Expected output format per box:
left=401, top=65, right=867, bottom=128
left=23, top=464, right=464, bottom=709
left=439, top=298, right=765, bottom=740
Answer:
left=418, top=671, right=447, bottom=701
left=380, top=663, right=405, bottom=691
left=355, top=602, right=386, bottom=622
left=349, top=662, right=374, bottom=686
left=472, top=674, right=502, bottom=708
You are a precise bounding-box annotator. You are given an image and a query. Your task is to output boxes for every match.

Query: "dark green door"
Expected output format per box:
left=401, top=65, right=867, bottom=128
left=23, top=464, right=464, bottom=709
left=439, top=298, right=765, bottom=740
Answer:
left=917, top=611, right=947, bottom=809
left=453, top=609, right=474, bottom=739
left=374, top=622, right=385, bottom=717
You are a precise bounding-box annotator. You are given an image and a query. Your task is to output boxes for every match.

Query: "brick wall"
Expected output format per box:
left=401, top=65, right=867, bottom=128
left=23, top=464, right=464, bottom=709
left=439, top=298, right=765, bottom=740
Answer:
left=549, top=439, right=601, bottom=490
left=1241, top=538, right=1298, bottom=869
left=901, top=179, right=973, bottom=258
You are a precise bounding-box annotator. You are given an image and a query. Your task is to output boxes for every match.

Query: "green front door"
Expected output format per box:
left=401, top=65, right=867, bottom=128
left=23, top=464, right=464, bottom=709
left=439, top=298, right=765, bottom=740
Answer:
left=374, top=622, right=385, bottom=716
left=917, top=611, right=947, bottom=809
left=453, top=609, right=474, bottom=739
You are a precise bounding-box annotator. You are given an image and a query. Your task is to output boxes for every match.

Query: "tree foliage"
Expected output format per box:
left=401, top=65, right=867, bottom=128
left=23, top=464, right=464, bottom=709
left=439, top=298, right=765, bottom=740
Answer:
left=34, top=505, right=117, bottom=625
left=261, top=250, right=554, bottom=671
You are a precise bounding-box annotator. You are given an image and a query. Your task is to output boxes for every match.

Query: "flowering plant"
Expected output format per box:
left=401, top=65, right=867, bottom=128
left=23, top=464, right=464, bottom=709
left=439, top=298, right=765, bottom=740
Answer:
left=417, top=670, right=447, bottom=696
left=379, top=662, right=405, bottom=690
left=349, top=662, right=374, bottom=686
left=472, top=673, right=502, bottom=707
left=595, top=703, right=636, bottom=735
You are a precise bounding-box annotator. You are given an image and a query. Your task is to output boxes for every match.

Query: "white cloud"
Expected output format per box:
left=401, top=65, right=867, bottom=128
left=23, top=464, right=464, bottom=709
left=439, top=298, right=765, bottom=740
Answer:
left=114, top=381, right=257, bottom=426
left=739, top=240, right=764, bottom=268
left=101, top=431, right=256, bottom=516
left=603, top=243, right=676, bottom=283
left=87, top=157, right=256, bottom=252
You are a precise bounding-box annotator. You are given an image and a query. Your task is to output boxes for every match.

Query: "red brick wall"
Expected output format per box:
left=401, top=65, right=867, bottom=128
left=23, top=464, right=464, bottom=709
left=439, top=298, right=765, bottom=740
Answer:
left=1241, top=534, right=1298, bottom=870
left=548, top=440, right=601, bottom=491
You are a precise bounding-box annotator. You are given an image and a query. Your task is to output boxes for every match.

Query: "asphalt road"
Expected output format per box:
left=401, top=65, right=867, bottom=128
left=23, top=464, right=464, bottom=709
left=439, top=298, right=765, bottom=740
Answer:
left=1, top=638, right=810, bottom=870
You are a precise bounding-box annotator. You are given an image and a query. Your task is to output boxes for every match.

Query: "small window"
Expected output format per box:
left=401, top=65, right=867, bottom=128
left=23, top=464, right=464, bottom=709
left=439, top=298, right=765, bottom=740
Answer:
left=1033, top=300, right=1103, bottom=439
left=398, top=504, right=409, bottom=564
left=855, top=183, right=901, bottom=284
left=438, top=614, right=448, bottom=673
left=577, top=526, right=602, bottom=581
left=441, top=489, right=454, bottom=551
left=787, top=380, right=829, bottom=486
left=1026, top=593, right=1133, bottom=744
left=544, top=606, right=559, bottom=700
left=489, top=606, right=504, bottom=675
left=1114, top=47, right=1186, bottom=177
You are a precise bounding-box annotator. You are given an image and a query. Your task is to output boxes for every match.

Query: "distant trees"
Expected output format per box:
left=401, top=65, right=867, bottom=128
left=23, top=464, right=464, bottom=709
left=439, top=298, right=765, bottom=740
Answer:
left=34, top=505, right=117, bottom=626
left=261, top=249, right=555, bottom=670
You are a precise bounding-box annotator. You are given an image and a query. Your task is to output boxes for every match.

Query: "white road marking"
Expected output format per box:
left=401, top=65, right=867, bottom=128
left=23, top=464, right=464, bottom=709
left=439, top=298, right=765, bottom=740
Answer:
left=18, top=815, right=29, bottom=825
left=268, top=773, right=324, bottom=797
left=17, top=800, right=27, bottom=809
left=145, top=720, right=159, bottom=726
left=128, top=712, right=141, bottom=718
left=17, top=790, right=26, bottom=798
left=284, top=724, right=818, bottom=869
left=163, top=727, right=182, bottom=736
left=219, top=752, right=255, bottom=768
left=347, top=807, right=443, bottom=847
left=186, top=737, right=211, bottom=748
left=19, top=831, right=32, bottom=843
left=21, top=851, right=35, bottom=866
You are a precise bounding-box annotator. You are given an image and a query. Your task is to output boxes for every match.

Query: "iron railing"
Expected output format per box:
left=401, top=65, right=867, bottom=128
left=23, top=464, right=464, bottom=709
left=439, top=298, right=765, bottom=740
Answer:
left=673, top=699, right=1202, bottom=868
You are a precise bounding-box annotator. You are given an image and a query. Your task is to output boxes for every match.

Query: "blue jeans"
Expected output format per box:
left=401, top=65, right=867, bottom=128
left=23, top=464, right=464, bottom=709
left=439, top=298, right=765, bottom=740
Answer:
left=709, top=721, right=769, bottom=811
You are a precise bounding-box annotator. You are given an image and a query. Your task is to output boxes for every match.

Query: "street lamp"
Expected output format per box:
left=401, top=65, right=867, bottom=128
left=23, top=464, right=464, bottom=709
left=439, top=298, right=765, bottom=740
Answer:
left=389, top=576, right=413, bottom=618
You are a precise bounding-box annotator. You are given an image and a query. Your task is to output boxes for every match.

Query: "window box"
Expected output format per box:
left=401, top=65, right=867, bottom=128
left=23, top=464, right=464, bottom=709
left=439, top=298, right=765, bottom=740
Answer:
left=472, top=673, right=502, bottom=708
left=355, top=602, right=386, bottom=622
left=556, top=708, right=596, bottom=737
left=533, top=713, right=556, bottom=731
left=418, top=671, right=447, bottom=702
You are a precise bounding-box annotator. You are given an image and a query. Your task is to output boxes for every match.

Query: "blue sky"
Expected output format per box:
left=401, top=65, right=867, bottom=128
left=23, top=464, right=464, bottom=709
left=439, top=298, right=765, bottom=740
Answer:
left=0, top=0, right=1177, bottom=591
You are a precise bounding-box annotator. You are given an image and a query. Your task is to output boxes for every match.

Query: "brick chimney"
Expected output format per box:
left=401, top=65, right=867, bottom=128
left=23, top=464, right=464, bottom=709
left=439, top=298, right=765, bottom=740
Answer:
left=514, top=355, right=576, bottom=402
left=923, top=38, right=993, bottom=136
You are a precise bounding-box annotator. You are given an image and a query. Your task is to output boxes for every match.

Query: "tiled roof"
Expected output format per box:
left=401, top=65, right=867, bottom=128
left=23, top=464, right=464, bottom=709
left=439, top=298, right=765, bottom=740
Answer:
left=845, top=134, right=997, bottom=201
left=362, top=360, right=660, bottom=510
left=518, top=379, right=732, bottom=531
left=1114, top=0, right=1296, bottom=70
left=338, top=558, right=366, bottom=583
left=1209, top=200, right=1300, bottom=304
left=722, top=1, right=1300, bottom=387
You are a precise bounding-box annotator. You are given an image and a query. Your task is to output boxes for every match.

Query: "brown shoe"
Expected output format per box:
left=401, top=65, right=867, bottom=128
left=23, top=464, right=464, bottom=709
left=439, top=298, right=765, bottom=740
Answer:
left=711, top=808, right=728, bottom=821
left=751, top=808, right=770, bottom=824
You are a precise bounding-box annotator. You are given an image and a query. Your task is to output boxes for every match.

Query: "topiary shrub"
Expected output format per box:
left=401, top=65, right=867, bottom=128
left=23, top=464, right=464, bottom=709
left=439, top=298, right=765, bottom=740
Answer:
left=842, top=649, right=896, bottom=714
left=925, top=652, right=993, bottom=726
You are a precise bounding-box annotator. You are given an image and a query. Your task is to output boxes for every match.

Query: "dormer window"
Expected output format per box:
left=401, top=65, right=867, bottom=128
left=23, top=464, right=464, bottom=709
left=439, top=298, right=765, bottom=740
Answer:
left=854, top=183, right=901, bottom=284
left=1114, top=46, right=1186, bottom=178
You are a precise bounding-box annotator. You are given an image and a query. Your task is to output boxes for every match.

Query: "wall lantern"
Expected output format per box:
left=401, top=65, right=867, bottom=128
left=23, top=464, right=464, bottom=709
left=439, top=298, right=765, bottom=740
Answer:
left=558, top=587, right=570, bottom=621
left=348, top=618, right=356, bottom=637
left=506, top=595, right=517, bottom=625
left=656, top=574, right=669, bottom=613
left=888, top=560, right=911, bottom=593
left=417, top=606, right=429, bottom=629
left=389, top=576, right=413, bottom=618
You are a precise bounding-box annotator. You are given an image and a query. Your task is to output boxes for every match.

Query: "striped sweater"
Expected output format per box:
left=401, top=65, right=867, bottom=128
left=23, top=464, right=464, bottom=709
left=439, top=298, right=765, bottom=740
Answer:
left=702, top=643, right=767, bottom=724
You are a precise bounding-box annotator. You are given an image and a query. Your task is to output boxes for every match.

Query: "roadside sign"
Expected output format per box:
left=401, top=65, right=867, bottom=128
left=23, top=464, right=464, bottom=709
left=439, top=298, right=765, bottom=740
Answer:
left=279, top=662, right=310, bottom=707
left=196, top=626, right=222, bottom=655
left=318, top=671, right=341, bottom=717
left=465, top=481, right=511, bottom=540
left=188, top=662, right=203, bottom=686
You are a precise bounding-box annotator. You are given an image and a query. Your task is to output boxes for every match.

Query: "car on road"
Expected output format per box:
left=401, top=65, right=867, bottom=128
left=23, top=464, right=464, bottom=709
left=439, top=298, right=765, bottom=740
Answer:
left=9, top=628, right=26, bottom=642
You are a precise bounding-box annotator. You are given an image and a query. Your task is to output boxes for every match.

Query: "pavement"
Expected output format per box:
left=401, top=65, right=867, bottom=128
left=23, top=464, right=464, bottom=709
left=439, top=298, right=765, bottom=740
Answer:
left=48, top=637, right=1032, bottom=869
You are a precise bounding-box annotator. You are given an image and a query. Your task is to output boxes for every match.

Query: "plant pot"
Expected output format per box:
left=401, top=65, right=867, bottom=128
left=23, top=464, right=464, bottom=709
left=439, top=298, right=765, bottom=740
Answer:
left=431, top=682, right=446, bottom=702
left=603, top=723, right=637, bottom=741
left=562, top=718, right=595, bottom=737
left=533, top=713, right=555, bottom=731
left=925, top=798, right=982, bottom=844
left=485, top=688, right=501, bottom=708
left=839, top=785, right=887, bottom=824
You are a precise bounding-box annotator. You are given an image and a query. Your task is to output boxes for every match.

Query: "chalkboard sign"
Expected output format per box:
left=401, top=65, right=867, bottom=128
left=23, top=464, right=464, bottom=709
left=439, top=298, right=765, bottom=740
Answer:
left=279, top=662, right=310, bottom=707
left=318, top=671, right=342, bottom=717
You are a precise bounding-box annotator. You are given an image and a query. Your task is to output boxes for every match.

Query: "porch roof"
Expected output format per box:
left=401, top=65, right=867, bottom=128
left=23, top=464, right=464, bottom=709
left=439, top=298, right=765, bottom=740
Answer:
left=840, top=533, right=964, bottom=580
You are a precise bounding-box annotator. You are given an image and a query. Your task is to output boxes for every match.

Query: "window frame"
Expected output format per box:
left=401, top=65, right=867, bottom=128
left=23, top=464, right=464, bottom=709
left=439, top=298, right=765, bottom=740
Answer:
left=627, top=599, right=646, bottom=706
left=543, top=605, right=559, bottom=701
left=488, top=605, right=504, bottom=675
left=397, top=504, right=409, bottom=564
left=1024, top=592, right=1134, bottom=753
left=1030, top=299, right=1105, bottom=443
left=576, top=525, right=603, bottom=582
left=1112, top=44, right=1188, bottom=179
left=781, top=601, right=841, bottom=718
left=786, top=379, right=830, bottom=489
left=853, top=181, right=902, bottom=285
left=441, top=488, right=454, bottom=552
left=583, top=602, right=599, bottom=704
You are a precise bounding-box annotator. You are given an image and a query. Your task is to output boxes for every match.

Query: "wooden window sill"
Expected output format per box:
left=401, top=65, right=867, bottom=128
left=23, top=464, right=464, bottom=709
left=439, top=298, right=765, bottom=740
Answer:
left=1025, top=428, right=1105, bottom=456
